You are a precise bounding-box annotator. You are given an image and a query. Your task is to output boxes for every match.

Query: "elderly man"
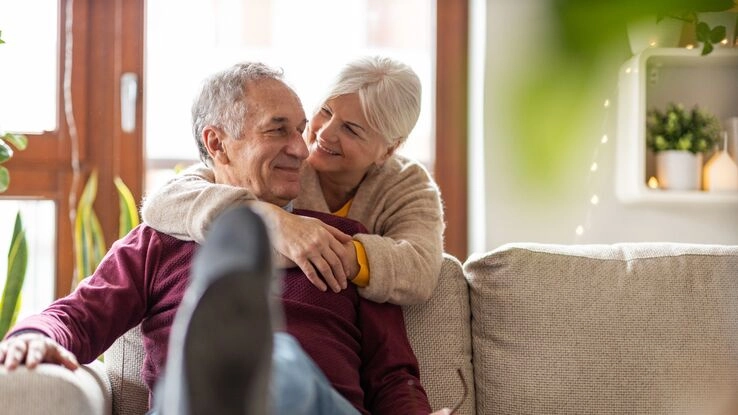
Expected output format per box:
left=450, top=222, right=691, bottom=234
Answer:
left=0, top=62, right=443, bottom=414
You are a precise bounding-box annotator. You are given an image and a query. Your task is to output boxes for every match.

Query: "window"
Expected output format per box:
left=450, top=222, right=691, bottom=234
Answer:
left=145, top=0, right=435, bottom=192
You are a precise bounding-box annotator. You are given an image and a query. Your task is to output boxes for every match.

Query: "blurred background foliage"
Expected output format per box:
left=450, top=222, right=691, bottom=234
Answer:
left=507, top=0, right=736, bottom=187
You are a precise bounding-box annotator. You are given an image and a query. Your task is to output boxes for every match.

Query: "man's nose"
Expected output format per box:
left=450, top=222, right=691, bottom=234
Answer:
left=287, top=129, right=309, bottom=159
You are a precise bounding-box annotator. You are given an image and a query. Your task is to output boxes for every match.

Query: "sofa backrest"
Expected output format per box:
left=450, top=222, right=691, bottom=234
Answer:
left=104, top=254, right=474, bottom=415
left=463, top=242, right=738, bottom=415
left=404, top=253, right=475, bottom=414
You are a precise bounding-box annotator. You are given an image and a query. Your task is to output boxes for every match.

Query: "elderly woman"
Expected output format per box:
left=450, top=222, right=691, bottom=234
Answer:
left=142, top=56, right=444, bottom=305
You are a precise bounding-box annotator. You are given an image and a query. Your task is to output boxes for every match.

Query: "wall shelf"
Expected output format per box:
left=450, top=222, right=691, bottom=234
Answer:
left=615, top=47, right=738, bottom=205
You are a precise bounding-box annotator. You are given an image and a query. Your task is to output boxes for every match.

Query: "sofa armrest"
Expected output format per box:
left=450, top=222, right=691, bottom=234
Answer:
left=0, top=360, right=112, bottom=415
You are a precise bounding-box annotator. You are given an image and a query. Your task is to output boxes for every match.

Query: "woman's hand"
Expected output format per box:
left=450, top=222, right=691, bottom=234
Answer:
left=255, top=203, right=355, bottom=292
left=0, top=332, right=79, bottom=371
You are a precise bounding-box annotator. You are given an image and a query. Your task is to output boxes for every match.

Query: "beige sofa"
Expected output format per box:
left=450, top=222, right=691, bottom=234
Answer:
left=1, top=242, right=737, bottom=414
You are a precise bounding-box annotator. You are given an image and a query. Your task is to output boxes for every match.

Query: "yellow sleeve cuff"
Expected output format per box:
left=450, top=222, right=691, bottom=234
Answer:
left=350, top=240, right=370, bottom=287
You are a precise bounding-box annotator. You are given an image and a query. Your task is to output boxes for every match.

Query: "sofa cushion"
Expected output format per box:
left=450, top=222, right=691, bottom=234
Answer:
left=404, top=254, right=475, bottom=414
left=464, top=243, right=738, bottom=415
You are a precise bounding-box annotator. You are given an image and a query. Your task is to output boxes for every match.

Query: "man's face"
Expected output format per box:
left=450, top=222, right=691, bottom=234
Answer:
left=212, top=78, right=308, bottom=206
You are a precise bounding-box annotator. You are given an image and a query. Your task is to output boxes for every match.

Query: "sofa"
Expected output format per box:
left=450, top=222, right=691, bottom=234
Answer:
left=1, top=242, right=737, bottom=414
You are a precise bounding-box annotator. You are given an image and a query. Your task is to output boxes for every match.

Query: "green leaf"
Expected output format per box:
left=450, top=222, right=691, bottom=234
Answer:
left=0, top=212, right=28, bottom=338
left=2, top=133, right=27, bottom=151
left=709, top=25, right=726, bottom=43
left=0, top=167, right=8, bottom=193
left=0, top=140, right=12, bottom=164
left=701, top=41, right=714, bottom=56
left=696, top=21, right=711, bottom=41
left=0, top=30, right=4, bottom=44
left=114, top=176, right=140, bottom=238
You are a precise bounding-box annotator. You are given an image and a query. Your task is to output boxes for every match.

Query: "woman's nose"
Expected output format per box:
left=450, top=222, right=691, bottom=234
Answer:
left=317, top=119, right=339, bottom=143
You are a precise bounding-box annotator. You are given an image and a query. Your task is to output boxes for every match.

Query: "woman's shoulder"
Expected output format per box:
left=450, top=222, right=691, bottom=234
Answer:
left=378, top=154, right=434, bottom=183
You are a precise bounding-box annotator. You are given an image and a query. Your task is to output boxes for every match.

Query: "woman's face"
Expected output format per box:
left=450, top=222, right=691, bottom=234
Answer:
left=304, top=93, right=394, bottom=184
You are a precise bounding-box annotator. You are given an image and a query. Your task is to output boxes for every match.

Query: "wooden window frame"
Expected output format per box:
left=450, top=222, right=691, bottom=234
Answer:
left=3, top=0, right=467, bottom=298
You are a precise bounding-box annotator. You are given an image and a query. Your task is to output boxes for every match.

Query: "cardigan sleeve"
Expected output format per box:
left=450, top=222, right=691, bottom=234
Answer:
left=353, top=158, right=445, bottom=305
left=140, top=163, right=257, bottom=243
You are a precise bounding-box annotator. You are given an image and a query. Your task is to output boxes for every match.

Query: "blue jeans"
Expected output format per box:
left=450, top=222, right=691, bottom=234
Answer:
left=151, top=333, right=358, bottom=415
left=270, top=332, right=359, bottom=415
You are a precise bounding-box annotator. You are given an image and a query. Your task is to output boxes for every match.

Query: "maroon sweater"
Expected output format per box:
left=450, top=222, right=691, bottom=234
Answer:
left=9, top=210, right=431, bottom=414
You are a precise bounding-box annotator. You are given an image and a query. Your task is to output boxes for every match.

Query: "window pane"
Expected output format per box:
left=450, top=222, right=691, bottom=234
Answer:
left=0, top=1, right=59, bottom=133
left=145, top=0, right=433, bottom=192
left=0, top=201, right=56, bottom=321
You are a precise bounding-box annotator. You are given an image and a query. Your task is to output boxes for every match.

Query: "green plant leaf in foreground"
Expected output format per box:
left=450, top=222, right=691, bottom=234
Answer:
left=2, top=133, right=28, bottom=151
left=0, top=140, right=12, bottom=164
left=114, top=176, right=140, bottom=238
left=74, top=170, right=107, bottom=286
left=0, top=211, right=28, bottom=338
left=0, top=167, right=8, bottom=193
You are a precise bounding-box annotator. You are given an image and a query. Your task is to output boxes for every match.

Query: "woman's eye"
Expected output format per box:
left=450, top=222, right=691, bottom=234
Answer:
left=320, top=107, right=331, bottom=116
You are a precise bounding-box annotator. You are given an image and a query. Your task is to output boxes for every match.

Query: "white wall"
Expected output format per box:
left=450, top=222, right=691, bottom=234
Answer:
left=469, top=0, right=738, bottom=255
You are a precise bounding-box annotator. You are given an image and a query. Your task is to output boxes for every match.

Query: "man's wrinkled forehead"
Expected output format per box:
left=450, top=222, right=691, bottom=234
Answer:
left=244, top=78, right=305, bottom=120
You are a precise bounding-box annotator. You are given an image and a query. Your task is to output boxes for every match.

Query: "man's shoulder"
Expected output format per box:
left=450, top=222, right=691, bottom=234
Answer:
left=292, top=209, right=367, bottom=235
left=121, top=224, right=199, bottom=251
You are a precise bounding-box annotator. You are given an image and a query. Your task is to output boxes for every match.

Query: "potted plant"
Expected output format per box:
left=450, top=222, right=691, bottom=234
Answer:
left=646, top=102, right=721, bottom=190
left=663, top=0, right=737, bottom=55
left=628, top=0, right=737, bottom=55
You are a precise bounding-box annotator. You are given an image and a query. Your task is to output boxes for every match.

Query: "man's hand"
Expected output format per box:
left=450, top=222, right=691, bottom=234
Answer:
left=430, top=409, right=451, bottom=415
left=0, top=332, right=79, bottom=371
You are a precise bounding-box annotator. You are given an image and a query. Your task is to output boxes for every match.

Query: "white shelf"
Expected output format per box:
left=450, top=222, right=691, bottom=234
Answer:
left=616, top=47, right=738, bottom=205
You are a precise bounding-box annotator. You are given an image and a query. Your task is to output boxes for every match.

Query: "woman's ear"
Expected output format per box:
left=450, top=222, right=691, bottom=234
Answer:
left=203, top=126, right=229, bottom=164
left=375, top=141, right=399, bottom=167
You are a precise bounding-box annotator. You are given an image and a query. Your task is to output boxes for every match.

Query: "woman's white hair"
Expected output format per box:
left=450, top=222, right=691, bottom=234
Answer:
left=322, top=56, right=421, bottom=147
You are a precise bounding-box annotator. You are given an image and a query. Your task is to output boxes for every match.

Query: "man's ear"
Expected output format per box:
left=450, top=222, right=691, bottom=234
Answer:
left=203, top=126, right=229, bottom=164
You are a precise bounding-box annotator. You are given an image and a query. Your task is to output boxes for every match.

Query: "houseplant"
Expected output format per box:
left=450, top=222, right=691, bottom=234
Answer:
left=646, top=102, right=721, bottom=190
left=0, top=30, right=29, bottom=338
left=661, top=0, right=737, bottom=55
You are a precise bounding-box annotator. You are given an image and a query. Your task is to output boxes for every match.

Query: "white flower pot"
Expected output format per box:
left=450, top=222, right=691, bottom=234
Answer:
left=655, top=150, right=703, bottom=190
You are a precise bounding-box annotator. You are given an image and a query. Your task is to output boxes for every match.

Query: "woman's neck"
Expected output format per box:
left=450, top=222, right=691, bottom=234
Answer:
left=317, top=172, right=364, bottom=212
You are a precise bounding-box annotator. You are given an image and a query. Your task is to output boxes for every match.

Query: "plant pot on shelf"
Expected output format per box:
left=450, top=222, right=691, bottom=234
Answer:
left=655, top=150, right=703, bottom=190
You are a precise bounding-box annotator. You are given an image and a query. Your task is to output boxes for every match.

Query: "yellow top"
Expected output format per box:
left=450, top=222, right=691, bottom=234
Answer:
left=333, top=199, right=369, bottom=287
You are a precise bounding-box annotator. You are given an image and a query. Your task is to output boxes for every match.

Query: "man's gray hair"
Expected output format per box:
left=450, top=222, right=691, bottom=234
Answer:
left=321, top=56, right=421, bottom=147
left=192, top=62, right=285, bottom=164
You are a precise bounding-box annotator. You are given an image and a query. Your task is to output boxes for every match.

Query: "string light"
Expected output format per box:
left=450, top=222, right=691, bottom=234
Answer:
left=590, top=162, right=598, bottom=172
left=601, top=134, right=608, bottom=144
left=575, top=225, right=584, bottom=236
left=590, top=195, right=599, bottom=205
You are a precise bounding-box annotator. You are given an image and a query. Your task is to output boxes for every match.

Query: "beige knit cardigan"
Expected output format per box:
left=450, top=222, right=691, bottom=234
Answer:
left=141, top=154, right=445, bottom=305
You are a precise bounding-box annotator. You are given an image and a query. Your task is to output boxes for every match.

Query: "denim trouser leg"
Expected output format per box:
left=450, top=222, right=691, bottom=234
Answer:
left=270, top=332, right=360, bottom=415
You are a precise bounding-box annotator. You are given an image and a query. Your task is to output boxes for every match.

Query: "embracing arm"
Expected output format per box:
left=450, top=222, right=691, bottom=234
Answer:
left=141, top=164, right=256, bottom=242
left=142, top=164, right=354, bottom=290
left=352, top=160, right=445, bottom=305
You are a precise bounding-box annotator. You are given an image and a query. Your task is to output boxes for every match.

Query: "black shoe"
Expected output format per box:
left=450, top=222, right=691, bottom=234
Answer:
left=160, top=206, right=275, bottom=415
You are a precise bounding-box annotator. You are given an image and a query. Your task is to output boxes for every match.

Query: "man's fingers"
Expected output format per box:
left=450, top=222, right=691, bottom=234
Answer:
left=25, top=339, right=47, bottom=368
left=54, top=348, right=79, bottom=370
left=5, top=340, right=27, bottom=370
